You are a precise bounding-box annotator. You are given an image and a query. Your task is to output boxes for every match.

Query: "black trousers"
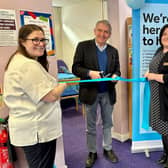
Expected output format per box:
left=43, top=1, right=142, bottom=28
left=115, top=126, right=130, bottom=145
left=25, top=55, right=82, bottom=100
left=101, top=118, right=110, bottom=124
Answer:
left=162, top=135, right=168, bottom=154
left=22, top=139, right=56, bottom=168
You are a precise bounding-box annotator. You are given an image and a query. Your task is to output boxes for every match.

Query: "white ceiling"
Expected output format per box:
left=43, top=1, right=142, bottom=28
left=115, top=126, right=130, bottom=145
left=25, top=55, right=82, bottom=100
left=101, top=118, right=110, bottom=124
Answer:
left=52, top=0, right=83, bottom=7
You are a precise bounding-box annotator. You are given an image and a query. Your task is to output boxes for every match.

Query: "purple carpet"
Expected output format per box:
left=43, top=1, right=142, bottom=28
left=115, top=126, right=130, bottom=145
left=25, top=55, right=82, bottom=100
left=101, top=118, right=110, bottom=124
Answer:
left=62, top=102, right=162, bottom=168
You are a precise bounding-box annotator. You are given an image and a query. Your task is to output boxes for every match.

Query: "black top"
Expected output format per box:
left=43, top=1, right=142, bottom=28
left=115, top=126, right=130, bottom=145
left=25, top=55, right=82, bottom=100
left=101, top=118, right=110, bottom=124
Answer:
left=158, top=51, right=168, bottom=121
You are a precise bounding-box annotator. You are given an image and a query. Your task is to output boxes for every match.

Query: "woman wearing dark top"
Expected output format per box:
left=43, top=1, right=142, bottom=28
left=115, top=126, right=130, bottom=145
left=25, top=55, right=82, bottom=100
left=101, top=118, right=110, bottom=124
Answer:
left=145, top=24, right=168, bottom=168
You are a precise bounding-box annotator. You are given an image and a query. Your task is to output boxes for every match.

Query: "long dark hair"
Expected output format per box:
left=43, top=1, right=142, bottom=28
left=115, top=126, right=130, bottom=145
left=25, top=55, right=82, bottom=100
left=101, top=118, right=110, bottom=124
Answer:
left=37, top=50, right=49, bottom=72
left=5, top=24, right=45, bottom=70
left=159, top=24, right=168, bottom=49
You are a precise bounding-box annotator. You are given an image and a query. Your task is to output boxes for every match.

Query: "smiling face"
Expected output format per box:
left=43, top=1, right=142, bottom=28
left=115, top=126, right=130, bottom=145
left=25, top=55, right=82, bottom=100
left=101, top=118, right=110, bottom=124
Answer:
left=94, top=22, right=111, bottom=46
left=161, top=27, right=168, bottom=52
left=21, top=30, right=46, bottom=59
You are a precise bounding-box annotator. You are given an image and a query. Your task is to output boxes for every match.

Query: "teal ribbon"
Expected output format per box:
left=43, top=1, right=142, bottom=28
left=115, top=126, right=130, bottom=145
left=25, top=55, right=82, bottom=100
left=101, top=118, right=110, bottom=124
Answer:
left=142, top=81, right=150, bottom=130
left=59, top=76, right=148, bottom=83
left=0, top=77, right=150, bottom=130
left=59, top=76, right=150, bottom=130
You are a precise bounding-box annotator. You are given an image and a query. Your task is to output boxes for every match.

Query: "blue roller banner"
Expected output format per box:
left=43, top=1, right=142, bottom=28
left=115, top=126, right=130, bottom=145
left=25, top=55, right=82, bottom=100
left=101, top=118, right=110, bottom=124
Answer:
left=132, top=0, right=168, bottom=152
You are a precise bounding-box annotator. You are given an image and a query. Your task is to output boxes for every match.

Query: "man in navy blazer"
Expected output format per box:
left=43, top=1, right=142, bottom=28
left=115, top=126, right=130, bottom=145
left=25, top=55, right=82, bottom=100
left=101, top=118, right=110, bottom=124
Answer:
left=72, top=20, right=121, bottom=168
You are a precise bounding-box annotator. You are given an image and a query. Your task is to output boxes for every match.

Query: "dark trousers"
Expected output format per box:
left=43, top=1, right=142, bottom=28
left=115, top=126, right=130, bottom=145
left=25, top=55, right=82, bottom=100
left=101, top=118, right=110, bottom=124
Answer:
left=162, top=135, right=168, bottom=154
left=22, top=139, right=56, bottom=168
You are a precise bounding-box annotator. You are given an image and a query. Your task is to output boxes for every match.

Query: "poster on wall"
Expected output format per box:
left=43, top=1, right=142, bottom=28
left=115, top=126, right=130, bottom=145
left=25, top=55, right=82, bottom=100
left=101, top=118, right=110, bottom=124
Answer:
left=0, top=9, right=17, bottom=46
left=131, top=0, right=168, bottom=154
left=20, top=10, right=55, bottom=56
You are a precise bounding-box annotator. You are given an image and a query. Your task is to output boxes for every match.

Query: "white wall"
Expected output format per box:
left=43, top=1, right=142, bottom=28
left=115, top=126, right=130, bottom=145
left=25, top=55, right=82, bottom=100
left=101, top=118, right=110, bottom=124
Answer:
left=108, top=0, right=131, bottom=141
left=53, top=7, right=63, bottom=60
left=54, top=0, right=103, bottom=71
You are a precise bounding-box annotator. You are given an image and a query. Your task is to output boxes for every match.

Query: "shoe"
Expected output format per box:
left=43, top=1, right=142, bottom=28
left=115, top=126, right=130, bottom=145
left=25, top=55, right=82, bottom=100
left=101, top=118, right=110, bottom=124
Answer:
left=103, top=149, right=119, bottom=163
left=164, top=156, right=168, bottom=168
left=164, top=162, right=168, bottom=168
left=85, top=152, right=97, bottom=168
left=157, top=153, right=167, bottom=164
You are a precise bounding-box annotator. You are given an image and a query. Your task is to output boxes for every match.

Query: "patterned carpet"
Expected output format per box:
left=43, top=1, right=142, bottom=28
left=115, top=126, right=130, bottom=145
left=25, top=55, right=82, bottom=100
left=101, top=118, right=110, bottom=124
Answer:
left=62, top=102, right=163, bottom=168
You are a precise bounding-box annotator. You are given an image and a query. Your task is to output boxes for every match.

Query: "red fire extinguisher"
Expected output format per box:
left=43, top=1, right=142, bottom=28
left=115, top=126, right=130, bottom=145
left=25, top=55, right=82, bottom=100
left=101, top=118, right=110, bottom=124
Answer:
left=0, top=120, right=14, bottom=168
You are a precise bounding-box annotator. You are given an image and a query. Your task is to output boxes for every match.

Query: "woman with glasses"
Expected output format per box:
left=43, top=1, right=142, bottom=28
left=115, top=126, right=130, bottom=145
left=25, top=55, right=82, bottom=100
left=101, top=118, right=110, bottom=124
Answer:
left=3, top=24, right=67, bottom=168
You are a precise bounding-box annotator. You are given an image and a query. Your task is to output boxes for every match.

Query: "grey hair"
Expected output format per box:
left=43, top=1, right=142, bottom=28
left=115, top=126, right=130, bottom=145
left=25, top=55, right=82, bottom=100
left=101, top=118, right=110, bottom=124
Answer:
left=95, top=20, right=112, bottom=33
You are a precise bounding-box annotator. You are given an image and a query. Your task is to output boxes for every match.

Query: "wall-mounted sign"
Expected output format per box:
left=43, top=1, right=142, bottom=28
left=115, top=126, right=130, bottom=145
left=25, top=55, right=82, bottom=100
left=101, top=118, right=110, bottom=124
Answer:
left=0, top=9, right=17, bottom=46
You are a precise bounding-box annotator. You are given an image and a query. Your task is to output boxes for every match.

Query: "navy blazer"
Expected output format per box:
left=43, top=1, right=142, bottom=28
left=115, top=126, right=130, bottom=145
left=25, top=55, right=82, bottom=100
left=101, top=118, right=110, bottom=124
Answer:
left=72, top=39, right=121, bottom=105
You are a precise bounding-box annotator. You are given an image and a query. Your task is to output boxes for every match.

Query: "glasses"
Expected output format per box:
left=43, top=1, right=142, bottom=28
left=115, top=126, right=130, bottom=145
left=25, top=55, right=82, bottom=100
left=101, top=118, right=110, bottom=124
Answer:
left=25, top=38, right=49, bottom=45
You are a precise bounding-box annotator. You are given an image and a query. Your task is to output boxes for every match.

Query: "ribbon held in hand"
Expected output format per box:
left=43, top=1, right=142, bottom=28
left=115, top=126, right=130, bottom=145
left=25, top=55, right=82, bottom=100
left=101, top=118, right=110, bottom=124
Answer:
left=59, top=76, right=148, bottom=84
